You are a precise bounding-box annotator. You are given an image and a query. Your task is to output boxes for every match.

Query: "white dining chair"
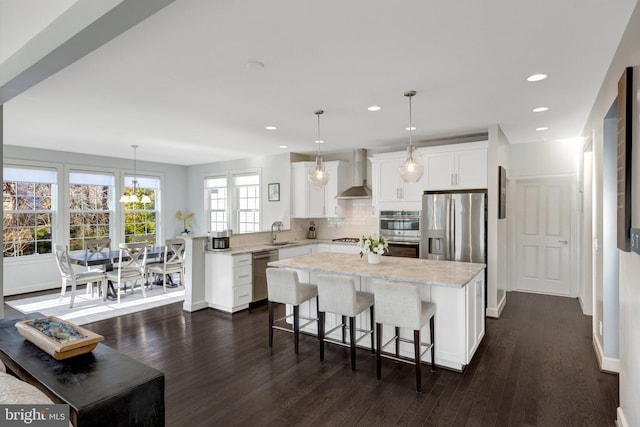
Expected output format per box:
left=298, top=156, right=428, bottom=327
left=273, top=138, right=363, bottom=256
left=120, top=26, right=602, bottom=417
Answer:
left=83, top=237, right=111, bottom=296
left=106, top=242, right=148, bottom=304
left=146, top=238, right=185, bottom=293
left=54, top=244, right=108, bottom=308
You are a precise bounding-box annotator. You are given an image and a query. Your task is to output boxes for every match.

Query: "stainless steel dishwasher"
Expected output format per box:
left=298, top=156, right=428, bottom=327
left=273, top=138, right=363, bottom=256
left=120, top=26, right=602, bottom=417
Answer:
left=252, top=250, right=279, bottom=303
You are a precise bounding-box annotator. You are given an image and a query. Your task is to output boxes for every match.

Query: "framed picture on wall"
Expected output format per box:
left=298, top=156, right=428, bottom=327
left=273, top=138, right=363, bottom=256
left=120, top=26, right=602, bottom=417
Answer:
left=498, top=166, right=507, bottom=219
left=268, top=183, right=280, bottom=202
left=617, top=67, right=633, bottom=252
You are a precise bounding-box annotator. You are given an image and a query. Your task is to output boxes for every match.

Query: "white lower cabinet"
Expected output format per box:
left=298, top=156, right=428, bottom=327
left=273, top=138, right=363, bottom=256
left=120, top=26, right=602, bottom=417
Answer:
left=205, top=252, right=252, bottom=313
left=329, top=243, right=360, bottom=255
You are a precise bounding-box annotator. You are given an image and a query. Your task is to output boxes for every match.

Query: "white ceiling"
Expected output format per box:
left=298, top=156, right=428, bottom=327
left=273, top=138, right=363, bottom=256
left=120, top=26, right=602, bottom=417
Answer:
left=2, top=0, right=638, bottom=165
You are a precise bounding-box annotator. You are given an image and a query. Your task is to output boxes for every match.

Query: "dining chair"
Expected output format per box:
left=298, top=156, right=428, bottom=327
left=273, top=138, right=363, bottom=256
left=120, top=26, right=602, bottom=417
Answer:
left=106, top=242, right=148, bottom=304
left=54, top=244, right=108, bottom=308
left=146, top=238, right=185, bottom=293
left=83, top=237, right=111, bottom=296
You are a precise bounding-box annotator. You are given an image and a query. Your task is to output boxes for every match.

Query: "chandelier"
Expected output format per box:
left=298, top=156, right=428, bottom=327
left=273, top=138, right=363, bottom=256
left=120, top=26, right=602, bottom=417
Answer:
left=119, top=145, right=151, bottom=204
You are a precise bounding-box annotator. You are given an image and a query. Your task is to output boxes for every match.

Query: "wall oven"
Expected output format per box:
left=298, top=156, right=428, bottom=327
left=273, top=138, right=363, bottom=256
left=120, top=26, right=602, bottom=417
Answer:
left=379, top=210, right=421, bottom=258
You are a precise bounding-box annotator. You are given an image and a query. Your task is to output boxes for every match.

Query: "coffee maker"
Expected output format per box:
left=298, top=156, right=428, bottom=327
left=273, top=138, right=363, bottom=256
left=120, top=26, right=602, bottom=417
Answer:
left=209, top=230, right=231, bottom=250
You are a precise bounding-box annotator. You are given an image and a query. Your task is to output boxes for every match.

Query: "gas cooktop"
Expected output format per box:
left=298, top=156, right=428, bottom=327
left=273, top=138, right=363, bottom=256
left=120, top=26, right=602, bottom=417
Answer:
left=332, top=237, right=360, bottom=243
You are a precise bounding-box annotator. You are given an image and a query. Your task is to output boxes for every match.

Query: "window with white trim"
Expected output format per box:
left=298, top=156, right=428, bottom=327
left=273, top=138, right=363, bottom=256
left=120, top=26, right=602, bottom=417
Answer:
left=205, top=177, right=228, bottom=232
left=3, top=166, right=56, bottom=257
left=234, top=173, right=260, bottom=233
left=123, top=175, right=160, bottom=243
left=68, top=171, right=114, bottom=251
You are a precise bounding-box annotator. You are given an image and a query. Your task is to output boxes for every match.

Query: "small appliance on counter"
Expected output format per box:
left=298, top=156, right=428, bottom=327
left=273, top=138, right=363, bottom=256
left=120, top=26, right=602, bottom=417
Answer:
left=209, top=230, right=232, bottom=250
left=307, top=221, right=317, bottom=239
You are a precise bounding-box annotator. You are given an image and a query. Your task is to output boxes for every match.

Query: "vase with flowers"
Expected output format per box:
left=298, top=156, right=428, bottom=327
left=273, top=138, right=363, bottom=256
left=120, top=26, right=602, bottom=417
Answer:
left=358, top=234, right=388, bottom=264
left=176, top=211, right=193, bottom=235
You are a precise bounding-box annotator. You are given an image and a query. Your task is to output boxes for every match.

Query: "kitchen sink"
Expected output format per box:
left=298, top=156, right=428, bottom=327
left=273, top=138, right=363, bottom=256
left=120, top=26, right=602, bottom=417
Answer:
left=270, top=241, right=289, bottom=246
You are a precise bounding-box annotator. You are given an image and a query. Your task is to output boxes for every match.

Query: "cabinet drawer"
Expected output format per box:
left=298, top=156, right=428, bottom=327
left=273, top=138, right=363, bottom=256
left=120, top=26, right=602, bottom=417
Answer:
left=233, top=284, right=252, bottom=307
left=233, top=254, right=252, bottom=267
left=234, top=265, right=252, bottom=286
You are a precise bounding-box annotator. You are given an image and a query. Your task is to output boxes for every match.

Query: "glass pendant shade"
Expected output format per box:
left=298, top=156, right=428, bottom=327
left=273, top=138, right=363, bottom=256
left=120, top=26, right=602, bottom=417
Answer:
left=399, top=144, right=424, bottom=183
left=308, top=110, right=330, bottom=188
left=309, top=155, right=330, bottom=188
left=399, top=90, right=424, bottom=183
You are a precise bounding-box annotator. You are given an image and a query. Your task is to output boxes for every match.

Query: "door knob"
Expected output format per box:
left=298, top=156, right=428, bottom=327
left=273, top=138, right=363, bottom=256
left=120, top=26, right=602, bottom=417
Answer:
left=558, top=240, right=568, bottom=245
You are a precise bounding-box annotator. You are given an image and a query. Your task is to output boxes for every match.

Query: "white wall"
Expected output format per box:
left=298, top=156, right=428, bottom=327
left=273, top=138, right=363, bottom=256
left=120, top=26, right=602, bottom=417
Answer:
left=581, top=2, right=640, bottom=424
left=509, top=139, right=580, bottom=177
left=602, top=117, right=620, bottom=360
left=186, top=152, right=292, bottom=235
left=486, top=124, right=510, bottom=317
left=2, top=145, right=187, bottom=295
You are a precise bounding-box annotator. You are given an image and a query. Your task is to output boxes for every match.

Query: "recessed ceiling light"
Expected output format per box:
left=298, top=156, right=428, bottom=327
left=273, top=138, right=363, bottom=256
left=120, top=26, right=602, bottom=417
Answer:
left=532, top=107, right=548, bottom=113
left=265, top=126, right=277, bottom=130
left=527, top=73, right=548, bottom=82
left=315, top=140, right=324, bottom=144
left=246, top=61, right=265, bottom=70
left=405, top=126, right=416, bottom=131
left=279, top=145, right=288, bottom=149
left=536, top=127, right=549, bottom=131
left=368, top=106, right=381, bottom=111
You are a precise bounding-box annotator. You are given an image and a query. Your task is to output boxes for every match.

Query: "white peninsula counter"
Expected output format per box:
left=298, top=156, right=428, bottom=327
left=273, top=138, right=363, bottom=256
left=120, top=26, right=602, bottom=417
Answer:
left=269, top=252, right=486, bottom=371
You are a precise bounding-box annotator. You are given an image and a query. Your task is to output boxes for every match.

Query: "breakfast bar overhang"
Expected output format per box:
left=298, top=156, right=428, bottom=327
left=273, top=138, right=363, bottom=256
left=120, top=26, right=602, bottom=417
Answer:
left=269, top=252, right=486, bottom=372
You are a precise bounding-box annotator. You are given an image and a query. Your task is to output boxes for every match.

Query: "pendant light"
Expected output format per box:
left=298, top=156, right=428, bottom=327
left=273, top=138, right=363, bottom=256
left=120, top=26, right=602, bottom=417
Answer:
left=398, top=90, right=424, bottom=183
left=309, top=109, right=330, bottom=188
left=119, top=145, right=152, bottom=204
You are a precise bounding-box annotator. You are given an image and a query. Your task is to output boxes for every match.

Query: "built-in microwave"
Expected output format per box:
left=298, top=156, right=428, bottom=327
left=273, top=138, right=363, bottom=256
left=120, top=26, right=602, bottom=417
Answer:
left=379, top=210, right=421, bottom=258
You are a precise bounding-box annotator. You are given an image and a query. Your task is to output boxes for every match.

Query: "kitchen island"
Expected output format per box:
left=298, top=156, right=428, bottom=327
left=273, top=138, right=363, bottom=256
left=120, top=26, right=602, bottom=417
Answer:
left=269, top=252, right=486, bottom=371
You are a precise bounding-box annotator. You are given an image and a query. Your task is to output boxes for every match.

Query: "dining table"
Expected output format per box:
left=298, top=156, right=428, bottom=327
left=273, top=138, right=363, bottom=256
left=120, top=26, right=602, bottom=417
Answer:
left=68, top=246, right=173, bottom=299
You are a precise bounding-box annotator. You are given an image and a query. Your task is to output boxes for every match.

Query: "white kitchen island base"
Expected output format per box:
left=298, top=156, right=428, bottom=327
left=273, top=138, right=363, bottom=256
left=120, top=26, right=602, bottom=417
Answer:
left=270, top=253, right=485, bottom=372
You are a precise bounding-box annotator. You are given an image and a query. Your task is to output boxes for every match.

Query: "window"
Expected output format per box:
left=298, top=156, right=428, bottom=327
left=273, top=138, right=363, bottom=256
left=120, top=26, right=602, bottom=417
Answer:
left=3, top=166, right=56, bottom=257
left=234, top=174, right=260, bottom=233
left=68, top=171, right=114, bottom=251
left=123, top=176, right=160, bottom=243
left=205, top=177, right=228, bottom=232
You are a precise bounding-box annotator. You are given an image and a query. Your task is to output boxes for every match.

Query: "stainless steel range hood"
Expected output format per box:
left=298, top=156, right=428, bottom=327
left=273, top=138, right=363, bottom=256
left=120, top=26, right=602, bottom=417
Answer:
left=336, top=149, right=372, bottom=199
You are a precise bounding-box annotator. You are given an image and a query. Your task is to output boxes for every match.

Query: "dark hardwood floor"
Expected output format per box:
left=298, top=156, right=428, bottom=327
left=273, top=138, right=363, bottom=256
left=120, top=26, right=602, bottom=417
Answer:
left=3, top=291, right=618, bottom=426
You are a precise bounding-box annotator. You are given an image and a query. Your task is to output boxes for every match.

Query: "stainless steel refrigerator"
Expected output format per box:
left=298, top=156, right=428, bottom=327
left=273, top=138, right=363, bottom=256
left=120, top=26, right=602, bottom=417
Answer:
left=421, top=190, right=486, bottom=263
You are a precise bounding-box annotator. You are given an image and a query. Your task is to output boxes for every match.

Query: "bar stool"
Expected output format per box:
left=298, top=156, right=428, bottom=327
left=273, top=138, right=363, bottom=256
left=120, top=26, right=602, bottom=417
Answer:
left=266, top=267, right=318, bottom=354
left=373, top=281, right=436, bottom=392
left=316, top=275, right=375, bottom=371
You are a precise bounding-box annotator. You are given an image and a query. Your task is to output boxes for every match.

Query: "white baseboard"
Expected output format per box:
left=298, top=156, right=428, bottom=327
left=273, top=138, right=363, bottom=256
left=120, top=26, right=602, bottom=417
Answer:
left=616, top=407, right=628, bottom=427
left=3, top=281, right=59, bottom=296
left=183, top=300, right=208, bottom=312
left=486, top=292, right=507, bottom=318
left=592, top=335, right=620, bottom=373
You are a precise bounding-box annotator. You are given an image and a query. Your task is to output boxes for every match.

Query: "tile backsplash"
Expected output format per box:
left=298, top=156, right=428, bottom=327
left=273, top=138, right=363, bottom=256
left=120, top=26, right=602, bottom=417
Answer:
left=228, top=199, right=379, bottom=247
left=293, top=199, right=378, bottom=240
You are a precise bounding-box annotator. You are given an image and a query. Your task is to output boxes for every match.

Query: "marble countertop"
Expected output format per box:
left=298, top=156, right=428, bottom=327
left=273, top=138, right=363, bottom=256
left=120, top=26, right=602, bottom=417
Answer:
left=205, top=239, right=356, bottom=255
left=269, top=252, right=485, bottom=288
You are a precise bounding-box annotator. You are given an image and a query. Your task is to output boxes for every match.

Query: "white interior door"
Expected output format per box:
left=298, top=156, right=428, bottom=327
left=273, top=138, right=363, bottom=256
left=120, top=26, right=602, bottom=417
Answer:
left=515, top=178, right=573, bottom=296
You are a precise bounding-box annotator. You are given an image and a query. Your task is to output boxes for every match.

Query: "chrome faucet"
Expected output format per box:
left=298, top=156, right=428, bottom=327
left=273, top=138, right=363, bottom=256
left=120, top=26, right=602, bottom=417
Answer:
left=271, top=221, right=283, bottom=244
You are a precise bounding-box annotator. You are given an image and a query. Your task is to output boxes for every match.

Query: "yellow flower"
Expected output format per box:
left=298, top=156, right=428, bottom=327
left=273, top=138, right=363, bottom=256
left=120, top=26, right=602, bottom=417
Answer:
left=176, top=211, right=193, bottom=231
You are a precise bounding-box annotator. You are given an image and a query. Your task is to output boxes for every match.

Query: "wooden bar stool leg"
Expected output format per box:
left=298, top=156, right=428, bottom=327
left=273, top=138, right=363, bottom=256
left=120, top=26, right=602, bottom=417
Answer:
left=376, top=323, right=383, bottom=380
left=268, top=301, right=275, bottom=348
left=395, top=327, right=400, bottom=358
left=369, top=305, right=375, bottom=355
left=319, top=311, right=326, bottom=362
left=430, top=316, right=436, bottom=372
left=293, top=305, right=300, bottom=354
left=349, top=316, right=356, bottom=371
left=414, top=329, right=422, bottom=392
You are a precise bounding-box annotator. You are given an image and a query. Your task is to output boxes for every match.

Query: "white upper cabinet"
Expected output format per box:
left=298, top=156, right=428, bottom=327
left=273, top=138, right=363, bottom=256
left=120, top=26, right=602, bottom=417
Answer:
left=422, top=142, right=488, bottom=191
left=370, top=151, right=424, bottom=211
left=291, top=160, right=348, bottom=218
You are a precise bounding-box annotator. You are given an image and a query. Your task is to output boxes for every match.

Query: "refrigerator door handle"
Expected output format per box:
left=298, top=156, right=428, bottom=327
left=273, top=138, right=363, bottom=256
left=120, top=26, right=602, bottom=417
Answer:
left=450, top=198, right=456, bottom=259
